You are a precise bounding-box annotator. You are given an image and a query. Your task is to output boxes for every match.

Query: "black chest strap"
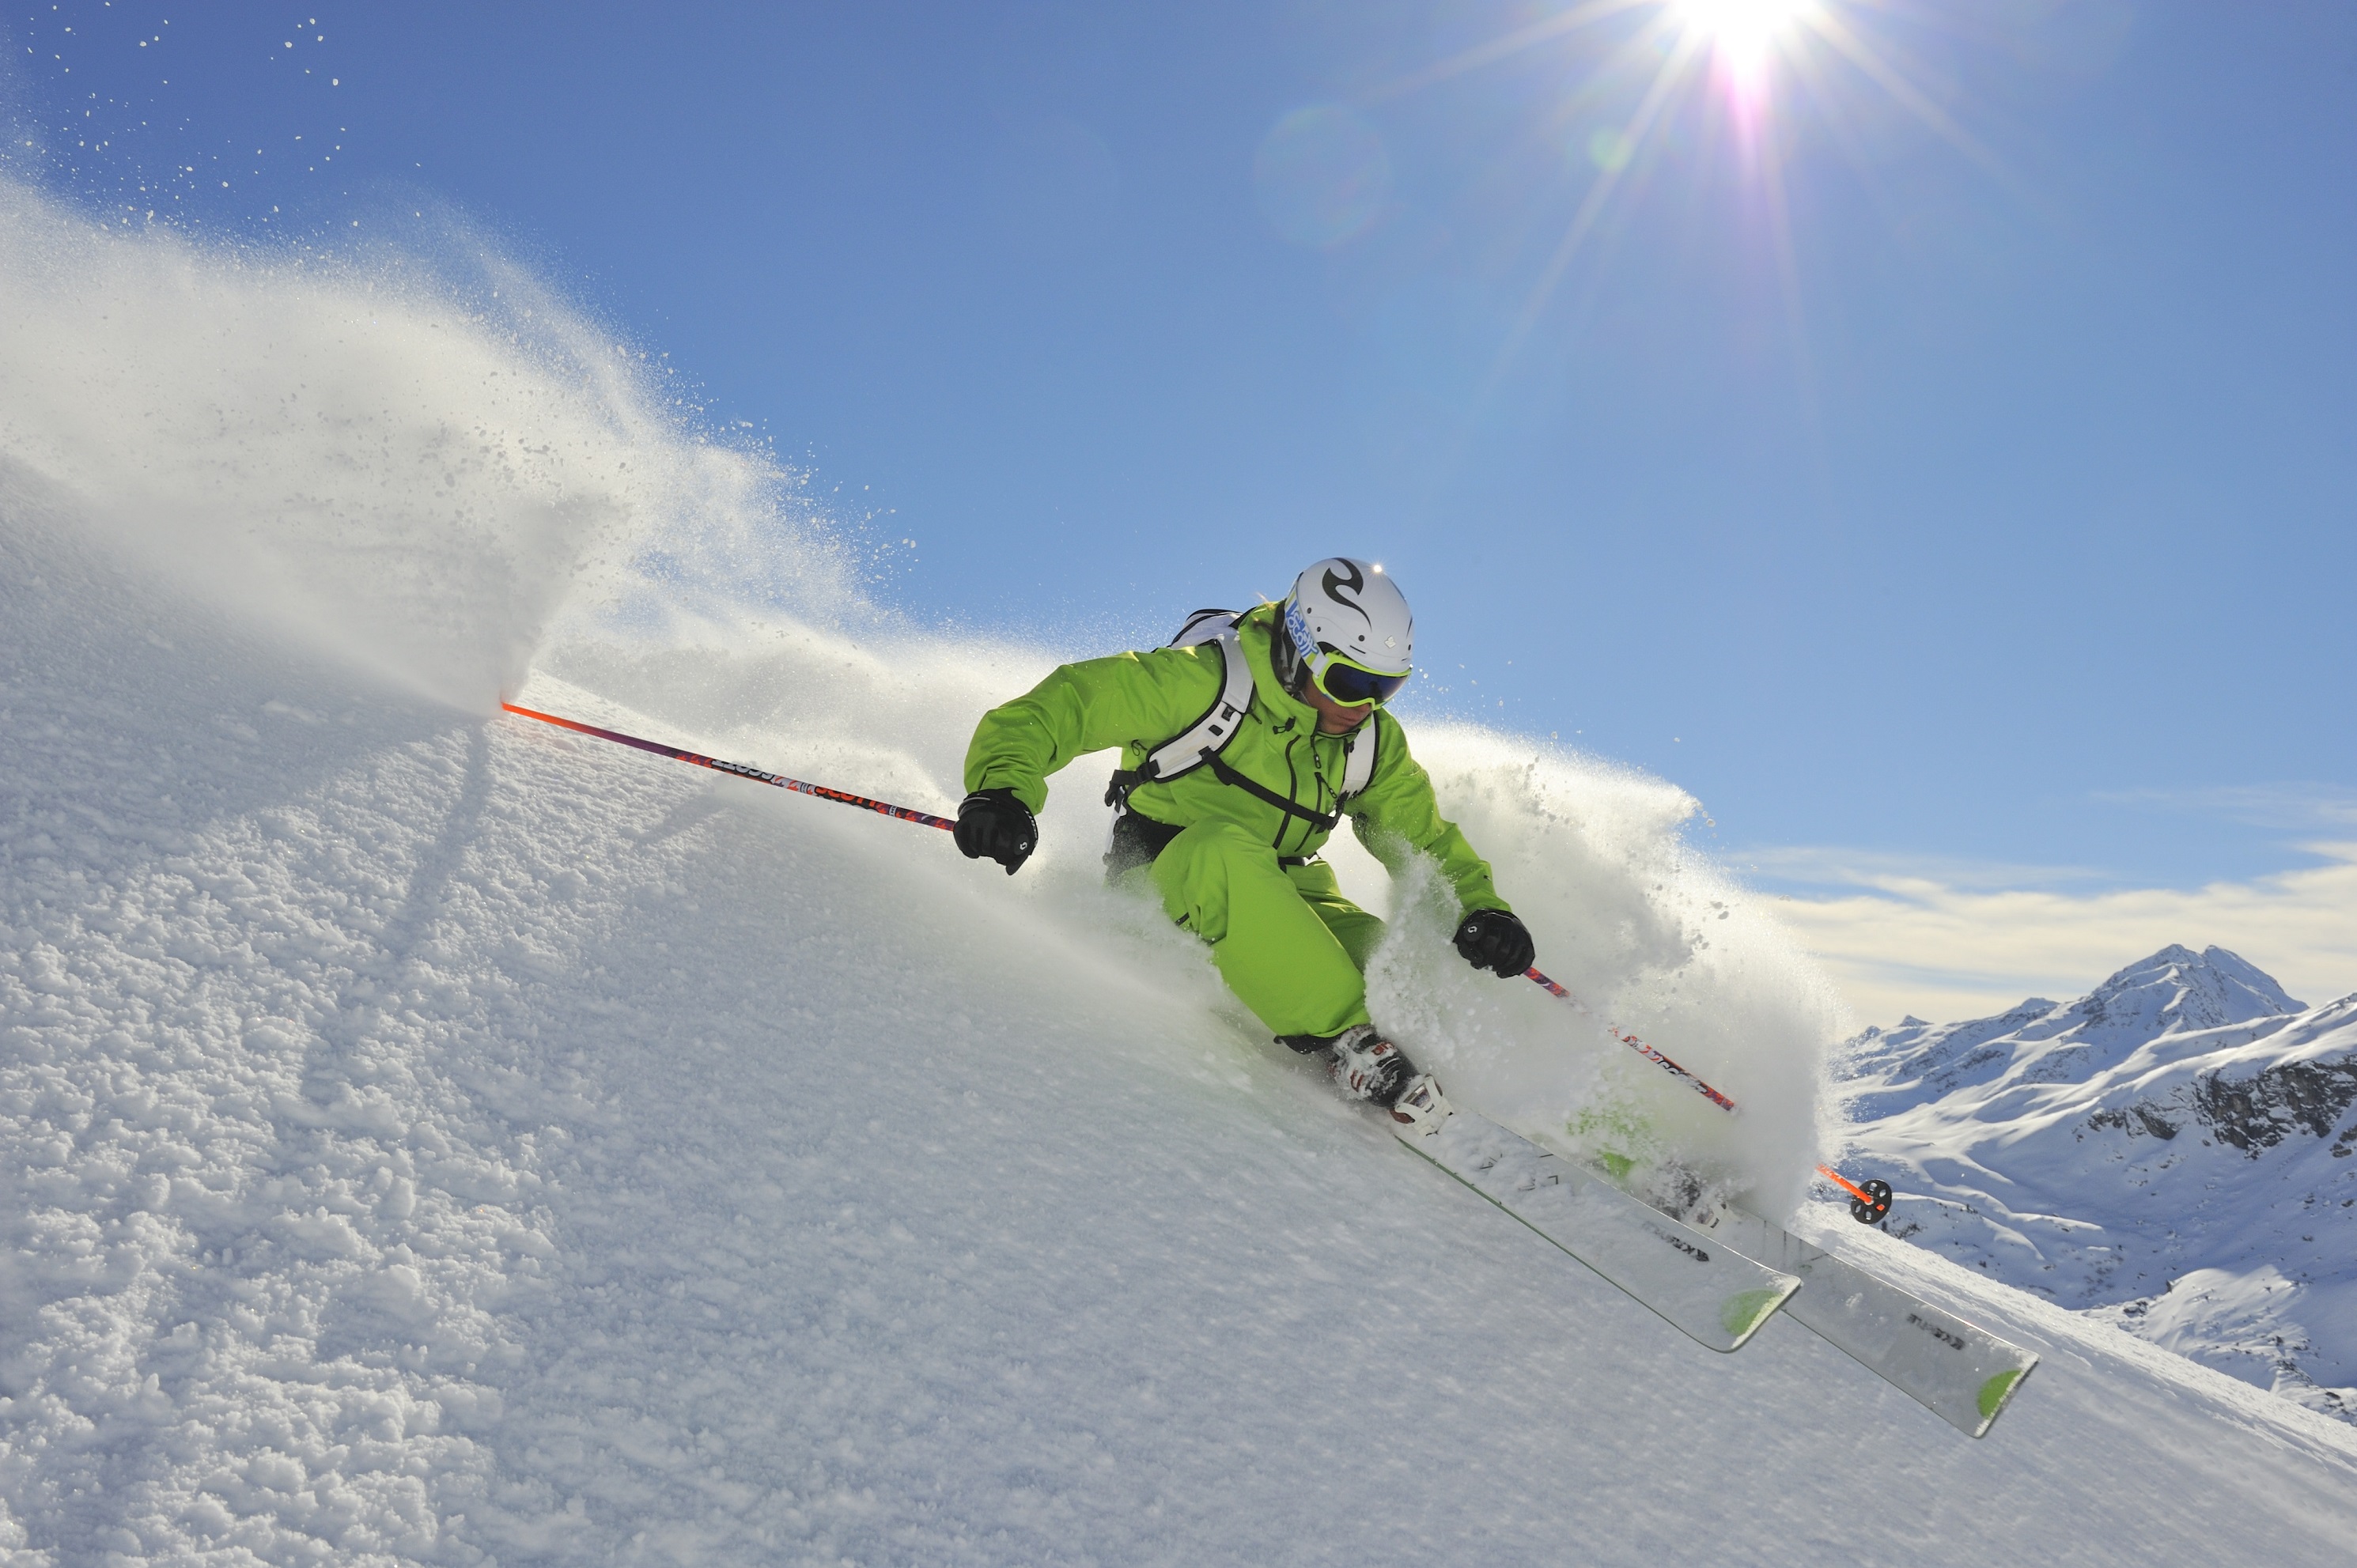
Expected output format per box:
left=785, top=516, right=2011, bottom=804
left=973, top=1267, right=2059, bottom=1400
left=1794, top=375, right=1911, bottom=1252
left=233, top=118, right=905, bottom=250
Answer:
left=1205, top=751, right=1340, bottom=833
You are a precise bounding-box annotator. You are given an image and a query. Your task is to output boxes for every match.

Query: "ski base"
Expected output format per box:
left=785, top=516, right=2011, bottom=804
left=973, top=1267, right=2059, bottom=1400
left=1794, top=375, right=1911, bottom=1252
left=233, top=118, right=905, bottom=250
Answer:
left=1687, top=1205, right=2039, bottom=1438
left=1394, top=1111, right=1798, bottom=1353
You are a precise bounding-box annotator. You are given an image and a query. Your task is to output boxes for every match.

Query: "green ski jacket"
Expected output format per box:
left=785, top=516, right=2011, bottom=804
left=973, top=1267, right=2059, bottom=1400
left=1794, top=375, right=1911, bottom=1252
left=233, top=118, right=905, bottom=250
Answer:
left=963, top=604, right=1511, bottom=916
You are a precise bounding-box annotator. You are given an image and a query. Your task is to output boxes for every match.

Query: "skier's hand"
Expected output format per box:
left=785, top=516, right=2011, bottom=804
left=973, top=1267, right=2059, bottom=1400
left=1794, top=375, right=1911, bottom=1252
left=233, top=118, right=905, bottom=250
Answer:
left=1454, top=908, right=1534, bottom=979
left=955, top=788, right=1038, bottom=875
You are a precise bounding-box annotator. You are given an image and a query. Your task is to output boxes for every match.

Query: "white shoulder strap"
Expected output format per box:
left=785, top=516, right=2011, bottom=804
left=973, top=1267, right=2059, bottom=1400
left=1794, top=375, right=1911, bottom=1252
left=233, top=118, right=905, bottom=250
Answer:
left=1338, top=711, right=1379, bottom=800
left=1169, top=608, right=1237, bottom=648
left=1141, top=627, right=1255, bottom=783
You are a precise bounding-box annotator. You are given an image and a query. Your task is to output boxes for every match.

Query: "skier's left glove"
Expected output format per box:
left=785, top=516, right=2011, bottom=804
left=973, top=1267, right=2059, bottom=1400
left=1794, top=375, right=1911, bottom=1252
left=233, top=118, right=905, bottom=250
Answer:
left=1454, top=908, right=1534, bottom=979
left=955, top=788, right=1038, bottom=875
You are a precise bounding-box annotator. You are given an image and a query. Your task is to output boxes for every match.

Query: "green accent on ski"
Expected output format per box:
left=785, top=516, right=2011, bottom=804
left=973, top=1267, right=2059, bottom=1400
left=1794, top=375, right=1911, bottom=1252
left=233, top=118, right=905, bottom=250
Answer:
left=1977, top=1368, right=2025, bottom=1423
left=1720, top=1288, right=1784, bottom=1340
left=1564, top=1102, right=1659, bottom=1186
left=1566, top=1101, right=1655, bottom=1147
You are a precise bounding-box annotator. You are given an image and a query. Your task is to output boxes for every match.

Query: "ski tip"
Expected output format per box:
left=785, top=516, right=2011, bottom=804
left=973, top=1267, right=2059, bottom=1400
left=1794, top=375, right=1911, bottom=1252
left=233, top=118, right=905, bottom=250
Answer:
left=1969, top=1360, right=2037, bottom=1437
left=1719, top=1282, right=1798, bottom=1350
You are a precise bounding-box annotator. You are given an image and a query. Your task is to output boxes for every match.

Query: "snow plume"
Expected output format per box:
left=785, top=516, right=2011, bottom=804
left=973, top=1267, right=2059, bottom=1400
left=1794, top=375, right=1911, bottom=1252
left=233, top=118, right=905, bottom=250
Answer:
left=0, top=174, right=857, bottom=712
left=1357, top=727, right=1843, bottom=1218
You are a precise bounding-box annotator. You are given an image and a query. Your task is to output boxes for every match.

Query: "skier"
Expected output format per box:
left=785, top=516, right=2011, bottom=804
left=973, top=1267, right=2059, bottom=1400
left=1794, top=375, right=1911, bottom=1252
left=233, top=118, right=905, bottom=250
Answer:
left=953, top=557, right=1534, bottom=1128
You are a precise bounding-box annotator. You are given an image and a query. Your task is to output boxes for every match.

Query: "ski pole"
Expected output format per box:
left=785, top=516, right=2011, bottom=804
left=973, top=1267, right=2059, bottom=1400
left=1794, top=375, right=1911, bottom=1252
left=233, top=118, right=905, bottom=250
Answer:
left=1522, top=967, right=1739, bottom=1113
left=1815, top=1164, right=1895, bottom=1226
left=499, top=702, right=959, bottom=833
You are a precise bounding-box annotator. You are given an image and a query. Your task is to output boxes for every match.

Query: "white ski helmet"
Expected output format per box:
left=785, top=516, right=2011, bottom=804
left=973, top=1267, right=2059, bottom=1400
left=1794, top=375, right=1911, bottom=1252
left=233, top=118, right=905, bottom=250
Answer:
left=1279, top=557, right=1413, bottom=706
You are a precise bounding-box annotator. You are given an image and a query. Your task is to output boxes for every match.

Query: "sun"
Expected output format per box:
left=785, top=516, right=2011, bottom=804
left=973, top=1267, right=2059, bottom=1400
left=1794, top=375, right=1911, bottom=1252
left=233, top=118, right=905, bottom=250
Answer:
left=1371, top=0, right=1997, bottom=399
left=1671, top=0, right=1817, bottom=87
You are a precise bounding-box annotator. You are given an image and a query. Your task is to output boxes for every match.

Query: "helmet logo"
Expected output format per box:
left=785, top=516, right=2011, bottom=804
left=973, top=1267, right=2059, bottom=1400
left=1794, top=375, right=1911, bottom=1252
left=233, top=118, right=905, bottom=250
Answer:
left=1284, top=602, right=1318, bottom=668
left=1321, top=561, right=1369, bottom=626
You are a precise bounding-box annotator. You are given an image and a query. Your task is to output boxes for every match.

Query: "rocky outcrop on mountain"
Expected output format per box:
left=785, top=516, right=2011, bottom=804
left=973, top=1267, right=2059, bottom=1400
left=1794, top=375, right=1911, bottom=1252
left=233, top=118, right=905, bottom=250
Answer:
left=2191, top=1054, right=2357, bottom=1154
left=1838, top=946, right=2357, bottom=1423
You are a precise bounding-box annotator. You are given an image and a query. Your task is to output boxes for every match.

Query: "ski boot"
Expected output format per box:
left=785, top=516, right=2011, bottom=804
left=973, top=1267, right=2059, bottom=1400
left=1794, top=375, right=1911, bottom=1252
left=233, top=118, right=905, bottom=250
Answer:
left=1384, top=1068, right=1450, bottom=1134
left=1281, top=1025, right=1452, bottom=1132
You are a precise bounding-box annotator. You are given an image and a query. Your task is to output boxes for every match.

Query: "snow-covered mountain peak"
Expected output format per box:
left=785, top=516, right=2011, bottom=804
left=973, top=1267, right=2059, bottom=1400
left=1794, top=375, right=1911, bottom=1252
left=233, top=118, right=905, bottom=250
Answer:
left=2072, top=943, right=2304, bottom=1042
left=1842, top=944, right=2305, bottom=1112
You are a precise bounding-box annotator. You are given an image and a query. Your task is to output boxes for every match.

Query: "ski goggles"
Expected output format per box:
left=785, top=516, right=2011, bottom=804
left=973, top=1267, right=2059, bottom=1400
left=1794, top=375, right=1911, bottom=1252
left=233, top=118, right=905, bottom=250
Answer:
left=1284, top=599, right=1410, bottom=706
left=1308, top=648, right=1411, bottom=706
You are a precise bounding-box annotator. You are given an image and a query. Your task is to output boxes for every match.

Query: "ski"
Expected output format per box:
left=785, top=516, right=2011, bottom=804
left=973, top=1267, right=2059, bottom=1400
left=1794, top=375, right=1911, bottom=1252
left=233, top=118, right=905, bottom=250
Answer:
left=1682, top=1203, right=2039, bottom=1438
left=1393, top=1110, right=1799, bottom=1352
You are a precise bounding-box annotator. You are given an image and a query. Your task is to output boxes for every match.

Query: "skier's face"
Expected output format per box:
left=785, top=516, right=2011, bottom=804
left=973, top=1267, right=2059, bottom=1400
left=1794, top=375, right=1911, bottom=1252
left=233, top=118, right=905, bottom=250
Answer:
left=1299, top=675, right=1374, bottom=735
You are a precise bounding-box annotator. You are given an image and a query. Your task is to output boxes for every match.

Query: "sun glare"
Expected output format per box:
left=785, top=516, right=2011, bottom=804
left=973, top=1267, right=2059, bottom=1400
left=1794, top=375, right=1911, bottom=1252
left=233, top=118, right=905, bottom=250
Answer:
left=1674, top=0, right=1814, bottom=86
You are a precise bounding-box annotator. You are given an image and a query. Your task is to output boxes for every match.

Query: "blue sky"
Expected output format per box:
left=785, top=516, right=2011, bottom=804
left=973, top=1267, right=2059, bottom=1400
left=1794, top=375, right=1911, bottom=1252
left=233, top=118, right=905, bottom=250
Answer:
left=9, top=1, right=2355, bottom=1010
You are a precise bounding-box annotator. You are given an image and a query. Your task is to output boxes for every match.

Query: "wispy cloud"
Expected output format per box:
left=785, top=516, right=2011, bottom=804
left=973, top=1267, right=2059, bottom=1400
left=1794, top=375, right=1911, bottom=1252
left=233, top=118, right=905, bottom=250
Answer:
left=1754, top=842, right=2357, bottom=1031
left=1737, top=844, right=2114, bottom=894
left=2090, top=783, right=2357, bottom=831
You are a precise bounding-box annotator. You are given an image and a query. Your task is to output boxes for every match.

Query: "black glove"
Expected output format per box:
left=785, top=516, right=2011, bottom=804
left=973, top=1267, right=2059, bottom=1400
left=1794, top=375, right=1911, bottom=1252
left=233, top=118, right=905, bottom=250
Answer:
left=955, top=788, right=1038, bottom=875
left=1454, top=908, right=1534, bottom=979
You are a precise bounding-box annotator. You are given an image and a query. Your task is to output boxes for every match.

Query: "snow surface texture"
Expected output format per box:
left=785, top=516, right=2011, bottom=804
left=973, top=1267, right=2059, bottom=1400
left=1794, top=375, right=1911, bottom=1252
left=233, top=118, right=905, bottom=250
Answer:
left=3, top=178, right=2355, bottom=1563
left=1841, top=944, right=2357, bottom=1425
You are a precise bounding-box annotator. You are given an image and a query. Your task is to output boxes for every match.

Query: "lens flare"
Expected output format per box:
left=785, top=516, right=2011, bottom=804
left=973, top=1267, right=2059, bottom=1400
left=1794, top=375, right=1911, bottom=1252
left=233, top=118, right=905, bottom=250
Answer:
left=1375, top=0, right=1996, bottom=401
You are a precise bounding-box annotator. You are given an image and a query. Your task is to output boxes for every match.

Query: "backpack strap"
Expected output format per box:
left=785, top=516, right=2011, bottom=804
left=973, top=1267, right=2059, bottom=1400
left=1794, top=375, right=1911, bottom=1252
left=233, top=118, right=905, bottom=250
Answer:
left=1205, top=750, right=1339, bottom=833
left=1168, top=608, right=1238, bottom=648
left=1337, top=711, right=1379, bottom=803
left=1103, top=625, right=1256, bottom=810
left=1141, top=626, right=1253, bottom=783
left=1197, top=708, right=1378, bottom=834
left=1103, top=618, right=1390, bottom=828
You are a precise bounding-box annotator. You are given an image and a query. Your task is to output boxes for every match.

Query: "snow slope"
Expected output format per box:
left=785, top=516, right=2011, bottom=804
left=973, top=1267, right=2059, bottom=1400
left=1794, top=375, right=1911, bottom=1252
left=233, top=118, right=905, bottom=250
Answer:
left=5, top=180, right=2357, bottom=1563
left=1841, top=946, right=2357, bottom=1423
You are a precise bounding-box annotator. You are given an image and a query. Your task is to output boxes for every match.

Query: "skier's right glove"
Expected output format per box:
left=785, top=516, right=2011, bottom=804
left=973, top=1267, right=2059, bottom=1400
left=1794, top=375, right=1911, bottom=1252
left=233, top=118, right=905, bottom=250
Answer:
left=955, top=788, right=1038, bottom=876
left=1454, top=907, right=1534, bottom=979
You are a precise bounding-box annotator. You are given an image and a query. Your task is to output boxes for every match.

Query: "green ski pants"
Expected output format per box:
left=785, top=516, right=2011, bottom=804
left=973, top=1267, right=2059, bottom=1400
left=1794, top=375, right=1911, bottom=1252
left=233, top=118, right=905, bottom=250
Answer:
left=1142, top=819, right=1386, bottom=1040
